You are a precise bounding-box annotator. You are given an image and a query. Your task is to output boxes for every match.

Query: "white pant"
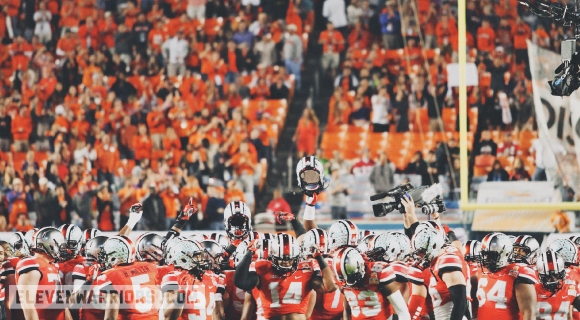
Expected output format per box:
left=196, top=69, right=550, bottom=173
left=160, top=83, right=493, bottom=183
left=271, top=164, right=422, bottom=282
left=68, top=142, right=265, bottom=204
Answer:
left=187, top=5, right=205, bottom=20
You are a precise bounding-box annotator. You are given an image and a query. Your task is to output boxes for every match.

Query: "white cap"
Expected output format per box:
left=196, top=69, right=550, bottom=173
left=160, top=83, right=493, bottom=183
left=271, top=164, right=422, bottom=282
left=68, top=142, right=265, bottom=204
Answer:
left=38, top=177, right=48, bottom=185
left=55, top=105, right=65, bottom=115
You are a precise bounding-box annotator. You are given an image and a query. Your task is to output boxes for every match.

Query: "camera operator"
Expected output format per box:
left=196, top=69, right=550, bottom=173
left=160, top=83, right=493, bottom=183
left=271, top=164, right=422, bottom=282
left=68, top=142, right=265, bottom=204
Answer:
left=400, top=193, right=461, bottom=249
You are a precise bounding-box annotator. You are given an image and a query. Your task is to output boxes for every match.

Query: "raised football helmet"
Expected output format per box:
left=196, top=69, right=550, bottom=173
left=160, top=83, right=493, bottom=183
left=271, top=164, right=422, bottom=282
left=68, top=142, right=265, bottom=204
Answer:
left=166, top=239, right=205, bottom=271
left=270, top=233, right=300, bottom=276
left=8, top=231, right=30, bottom=257
left=411, top=228, right=445, bottom=268
left=332, top=247, right=366, bottom=287
left=548, top=238, right=579, bottom=266
left=366, top=233, right=400, bottom=263
left=537, top=249, right=566, bottom=292
left=463, top=240, right=482, bottom=263
left=97, top=235, right=136, bottom=271
left=135, top=232, right=164, bottom=263
left=84, top=236, right=109, bottom=261
left=24, top=228, right=39, bottom=248
left=200, top=239, right=225, bottom=271
left=223, top=201, right=252, bottom=240
left=296, top=156, right=326, bottom=195
left=511, top=235, right=540, bottom=265
left=302, top=228, right=330, bottom=258
left=58, top=224, right=84, bottom=260
left=31, top=227, right=65, bottom=260
left=480, top=233, right=513, bottom=272
left=328, top=220, right=359, bottom=251
left=208, top=233, right=229, bottom=249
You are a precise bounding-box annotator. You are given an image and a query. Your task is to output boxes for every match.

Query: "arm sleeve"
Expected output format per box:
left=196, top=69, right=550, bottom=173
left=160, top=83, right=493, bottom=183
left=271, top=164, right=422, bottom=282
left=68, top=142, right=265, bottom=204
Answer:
left=405, top=221, right=419, bottom=239
left=233, top=252, right=259, bottom=291
left=448, top=284, right=467, bottom=320
left=290, top=219, right=307, bottom=238
left=387, top=290, right=411, bottom=320
left=447, top=230, right=458, bottom=243
left=225, top=244, right=237, bottom=256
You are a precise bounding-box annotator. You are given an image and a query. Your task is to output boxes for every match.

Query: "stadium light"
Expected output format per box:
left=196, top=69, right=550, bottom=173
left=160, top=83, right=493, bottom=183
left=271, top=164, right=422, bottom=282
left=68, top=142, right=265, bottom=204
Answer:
left=457, top=0, right=580, bottom=211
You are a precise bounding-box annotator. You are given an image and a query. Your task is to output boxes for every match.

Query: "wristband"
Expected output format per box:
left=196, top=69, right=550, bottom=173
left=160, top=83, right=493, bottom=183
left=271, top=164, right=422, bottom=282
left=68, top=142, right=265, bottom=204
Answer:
left=165, top=229, right=180, bottom=242
left=214, top=293, right=223, bottom=301
left=315, top=255, right=328, bottom=270
left=126, top=214, right=141, bottom=230
left=173, top=216, right=188, bottom=231
left=304, top=205, right=316, bottom=220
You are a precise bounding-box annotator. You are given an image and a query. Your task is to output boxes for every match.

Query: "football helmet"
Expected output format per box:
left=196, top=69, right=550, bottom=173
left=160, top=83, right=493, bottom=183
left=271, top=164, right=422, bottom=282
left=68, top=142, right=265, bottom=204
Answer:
left=135, top=232, right=165, bottom=263
left=166, top=239, right=205, bottom=271
left=415, top=221, right=445, bottom=240
left=537, top=249, right=566, bottom=292
left=58, top=224, right=83, bottom=260
left=411, top=228, right=444, bottom=268
left=463, top=240, right=482, bottom=263
left=223, top=201, right=252, bottom=240
left=328, top=220, right=359, bottom=251
left=507, top=235, right=517, bottom=243
left=31, top=227, right=65, bottom=260
left=270, top=233, right=300, bottom=276
left=255, top=239, right=273, bottom=260
left=97, top=235, right=136, bottom=271
left=548, top=238, right=579, bottom=266
left=8, top=231, right=30, bottom=257
left=84, top=236, right=109, bottom=261
left=391, top=232, right=412, bottom=261
left=200, top=239, right=225, bottom=271
left=81, top=228, right=102, bottom=256
left=302, top=228, right=330, bottom=258
left=511, top=235, right=540, bottom=265
left=24, top=228, right=39, bottom=248
left=332, top=247, right=365, bottom=287
left=248, top=231, right=261, bottom=241
left=208, top=233, right=230, bottom=249
left=163, top=236, right=186, bottom=265
left=367, top=233, right=400, bottom=263
left=232, top=240, right=250, bottom=268
left=357, top=234, right=375, bottom=254
left=296, top=156, right=326, bottom=195
left=480, top=233, right=513, bottom=272
left=358, top=230, right=375, bottom=241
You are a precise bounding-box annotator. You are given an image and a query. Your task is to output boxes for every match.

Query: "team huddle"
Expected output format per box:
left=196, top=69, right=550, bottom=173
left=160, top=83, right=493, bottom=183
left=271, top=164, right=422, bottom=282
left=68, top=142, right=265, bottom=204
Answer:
left=0, top=156, right=577, bottom=320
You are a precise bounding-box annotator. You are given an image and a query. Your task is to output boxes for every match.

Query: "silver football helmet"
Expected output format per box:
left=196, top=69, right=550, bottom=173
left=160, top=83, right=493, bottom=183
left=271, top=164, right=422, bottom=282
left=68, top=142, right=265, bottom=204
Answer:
left=8, top=231, right=30, bottom=257
left=537, top=249, right=566, bottom=292
left=296, top=156, right=326, bottom=195
left=332, top=247, right=366, bottom=287
left=84, top=236, right=109, bottom=261
left=366, top=233, right=400, bottom=263
left=512, top=235, right=540, bottom=265
left=480, top=233, right=513, bottom=272
left=32, top=227, right=65, bottom=260
left=58, top=224, right=83, bottom=260
left=199, top=239, right=225, bottom=271
left=223, top=201, right=252, bottom=240
left=97, top=235, right=136, bottom=271
left=135, top=232, right=165, bottom=263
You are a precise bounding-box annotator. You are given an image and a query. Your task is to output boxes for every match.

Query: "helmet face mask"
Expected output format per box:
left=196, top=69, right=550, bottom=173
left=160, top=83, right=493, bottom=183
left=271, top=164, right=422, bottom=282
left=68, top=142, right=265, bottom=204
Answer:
left=58, top=224, right=83, bottom=261
left=537, top=249, right=566, bottom=293
left=135, top=233, right=165, bottom=263
left=32, top=227, right=65, bottom=260
left=480, top=233, right=513, bottom=273
left=332, top=247, right=365, bottom=288
left=227, top=214, right=251, bottom=240
left=8, top=232, right=30, bottom=257
left=271, top=234, right=300, bottom=277
left=97, top=236, right=135, bottom=271
left=511, top=235, right=540, bottom=265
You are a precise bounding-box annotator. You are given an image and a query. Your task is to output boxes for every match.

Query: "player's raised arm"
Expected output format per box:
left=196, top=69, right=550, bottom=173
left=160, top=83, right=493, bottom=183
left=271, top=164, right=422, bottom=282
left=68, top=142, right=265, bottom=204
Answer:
left=309, top=244, right=337, bottom=293
left=118, top=202, right=143, bottom=236
left=233, top=245, right=260, bottom=291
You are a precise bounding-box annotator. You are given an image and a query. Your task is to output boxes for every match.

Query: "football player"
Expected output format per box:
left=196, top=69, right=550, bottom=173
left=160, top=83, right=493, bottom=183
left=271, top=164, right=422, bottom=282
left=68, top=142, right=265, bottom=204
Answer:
left=57, top=224, right=86, bottom=287
left=511, top=235, right=540, bottom=266
left=222, top=201, right=254, bottom=261
left=409, top=228, right=470, bottom=320
left=302, top=228, right=344, bottom=320
left=366, top=233, right=410, bottom=301
left=462, top=240, right=481, bottom=319
left=80, top=229, right=102, bottom=256
left=332, top=247, right=410, bottom=320
left=477, top=232, right=537, bottom=320
left=535, top=249, right=580, bottom=319
left=95, top=235, right=160, bottom=320
left=161, top=238, right=224, bottom=320
left=3, top=231, right=29, bottom=320
left=234, top=233, right=338, bottom=320
left=16, top=227, right=66, bottom=320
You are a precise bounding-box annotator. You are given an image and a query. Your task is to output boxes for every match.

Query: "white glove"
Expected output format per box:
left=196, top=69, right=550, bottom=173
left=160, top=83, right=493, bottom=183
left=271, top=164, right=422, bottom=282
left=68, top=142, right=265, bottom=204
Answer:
left=127, top=203, right=143, bottom=229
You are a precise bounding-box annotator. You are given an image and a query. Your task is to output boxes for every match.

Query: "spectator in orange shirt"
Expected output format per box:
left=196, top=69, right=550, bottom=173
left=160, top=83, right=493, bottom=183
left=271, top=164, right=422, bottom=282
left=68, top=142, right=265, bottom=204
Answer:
left=477, top=19, right=496, bottom=55
left=146, top=105, right=167, bottom=150
left=12, top=106, right=32, bottom=152
left=160, top=185, right=180, bottom=229
left=224, top=180, right=245, bottom=204
left=95, top=135, right=120, bottom=185
left=163, top=127, right=181, bottom=166
left=435, top=15, right=457, bottom=57
left=78, top=16, right=100, bottom=50
left=56, top=30, right=79, bottom=56
left=513, top=18, right=531, bottom=66
left=534, top=25, right=550, bottom=49
left=319, top=22, right=345, bottom=76
left=226, top=140, right=258, bottom=207
left=133, top=125, right=153, bottom=164
left=293, top=108, right=320, bottom=159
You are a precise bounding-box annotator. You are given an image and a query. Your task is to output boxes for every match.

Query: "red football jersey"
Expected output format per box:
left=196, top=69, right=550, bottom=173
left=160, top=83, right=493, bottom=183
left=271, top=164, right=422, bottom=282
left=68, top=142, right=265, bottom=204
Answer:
left=407, top=264, right=434, bottom=316
left=71, top=261, right=105, bottom=320
left=477, top=263, right=538, bottom=320
left=15, top=256, right=65, bottom=320
left=58, top=255, right=87, bottom=286
left=251, top=287, right=265, bottom=320
left=2, top=257, right=22, bottom=320
left=311, top=257, right=344, bottom=320
left=223, top=270, right=244, bottom=320
left=536, top=271, right=579, bottom=320
left=428, top=247, right=471, bottom=319
left=250, top=259, right=321, bottom=318
left=162, top=269, right=224, bottom=320
left=568, top=267, right=580, bottom=320
left=157, top=265, right=174, bottom=285
left=95, top=262, right=159, bottom=320
left=340, top=261, right=396, bottom=320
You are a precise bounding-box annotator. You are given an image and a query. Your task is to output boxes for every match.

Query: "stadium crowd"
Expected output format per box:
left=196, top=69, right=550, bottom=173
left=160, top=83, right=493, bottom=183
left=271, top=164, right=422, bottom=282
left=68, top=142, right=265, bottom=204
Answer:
left=0, top=0, right=315, bottom=231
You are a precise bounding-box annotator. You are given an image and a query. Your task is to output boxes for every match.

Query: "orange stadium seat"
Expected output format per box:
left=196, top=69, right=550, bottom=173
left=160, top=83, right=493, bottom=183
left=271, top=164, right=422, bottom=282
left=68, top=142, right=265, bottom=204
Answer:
left=442, top=108, right=456, bottom=131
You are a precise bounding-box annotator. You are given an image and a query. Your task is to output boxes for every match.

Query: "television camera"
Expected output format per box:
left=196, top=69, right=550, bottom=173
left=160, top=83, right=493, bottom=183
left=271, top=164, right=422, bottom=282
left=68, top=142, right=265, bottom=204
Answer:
left=370, top=183, right=446, bottom=217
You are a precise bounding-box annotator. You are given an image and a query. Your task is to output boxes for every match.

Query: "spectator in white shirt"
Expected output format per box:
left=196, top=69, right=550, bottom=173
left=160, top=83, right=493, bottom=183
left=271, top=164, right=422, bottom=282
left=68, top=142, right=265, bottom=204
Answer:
left=33, top=2, right=52, bottom=44
left=283, top=24, right=303, bottom=90
left=162, top=31, right=189, bottom=76
left=323, top=0, right=348, bottom=33
left=347, top=0, right=363, bottom=27
left=187, top=0, right=206, bottom=20
left=371, top=87, right=391, bottom=132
